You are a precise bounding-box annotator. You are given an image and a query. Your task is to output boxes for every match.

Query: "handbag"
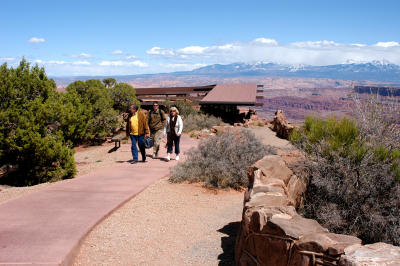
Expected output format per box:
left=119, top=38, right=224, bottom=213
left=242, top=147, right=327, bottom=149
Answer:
left=144, top=137, right=154, bottom=149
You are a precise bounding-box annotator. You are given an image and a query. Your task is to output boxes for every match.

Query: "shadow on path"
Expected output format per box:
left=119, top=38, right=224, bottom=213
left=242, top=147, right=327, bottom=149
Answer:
left=217, top=221, right=241, bottom=266
left=108, top=146, right=120, bottom=153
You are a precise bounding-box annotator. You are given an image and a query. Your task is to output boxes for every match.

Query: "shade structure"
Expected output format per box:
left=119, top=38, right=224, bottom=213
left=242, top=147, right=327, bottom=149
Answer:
left=200, top=84, right=259, bottom=105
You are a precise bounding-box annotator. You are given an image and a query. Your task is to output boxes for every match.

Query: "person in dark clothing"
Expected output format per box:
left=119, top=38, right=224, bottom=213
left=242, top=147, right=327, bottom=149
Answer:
left=147, top=102, right=166, bottom=159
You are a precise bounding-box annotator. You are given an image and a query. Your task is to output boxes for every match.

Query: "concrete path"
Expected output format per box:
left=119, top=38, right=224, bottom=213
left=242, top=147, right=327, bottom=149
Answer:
left=0, top=136, right=197, bottom=266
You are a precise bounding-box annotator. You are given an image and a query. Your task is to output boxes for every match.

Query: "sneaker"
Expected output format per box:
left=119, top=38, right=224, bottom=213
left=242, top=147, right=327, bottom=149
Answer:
left=166, top=154, right=170, bottom=161
left=175, top=155, right=180, bottom=161
left=153, top=153, right=157, bottom=159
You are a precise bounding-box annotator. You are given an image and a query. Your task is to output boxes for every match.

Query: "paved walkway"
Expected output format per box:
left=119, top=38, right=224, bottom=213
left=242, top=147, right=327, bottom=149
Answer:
left=0, top=136, right=197, bottom=266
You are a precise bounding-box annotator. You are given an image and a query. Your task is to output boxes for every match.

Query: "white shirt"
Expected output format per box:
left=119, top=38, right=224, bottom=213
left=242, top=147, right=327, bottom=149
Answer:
left=164, top=115, right=183, bottom=135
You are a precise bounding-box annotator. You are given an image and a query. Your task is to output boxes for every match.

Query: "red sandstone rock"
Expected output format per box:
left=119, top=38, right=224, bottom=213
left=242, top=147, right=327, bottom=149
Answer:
left=339, top=242, right=400, bottom=266
left=287, top=174, right=308, bottom=208
left=248, top=155, right=293, bottom=185
left=271, top=110, right=294, bottom=139
left=295, top=232, right=361, bottom=256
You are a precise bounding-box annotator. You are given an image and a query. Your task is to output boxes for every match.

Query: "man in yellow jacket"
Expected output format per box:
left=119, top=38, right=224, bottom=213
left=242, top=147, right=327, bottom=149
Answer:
left=126, top=104, right=150, bottom=163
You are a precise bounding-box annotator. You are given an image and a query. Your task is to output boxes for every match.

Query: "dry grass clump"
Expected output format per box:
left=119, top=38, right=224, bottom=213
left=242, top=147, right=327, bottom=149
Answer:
left=169, top=129, right=275, bottom=189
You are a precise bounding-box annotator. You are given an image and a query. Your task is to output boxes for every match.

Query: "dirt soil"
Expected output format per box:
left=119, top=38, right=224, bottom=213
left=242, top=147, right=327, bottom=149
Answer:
left=73, top=178, right=243, bottom=266
left=73, top=126, right=293, bottom=266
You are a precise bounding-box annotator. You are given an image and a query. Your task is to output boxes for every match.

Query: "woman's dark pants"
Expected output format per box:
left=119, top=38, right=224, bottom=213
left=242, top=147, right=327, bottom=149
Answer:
left=167, top=135, right=181, bottom=154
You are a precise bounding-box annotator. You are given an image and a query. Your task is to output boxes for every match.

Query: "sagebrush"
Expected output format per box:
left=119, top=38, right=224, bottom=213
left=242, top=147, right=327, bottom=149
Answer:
left=183, top=113, right=224, bottom=132
left=163, top=99, right=198, bottom=118
left=291, top=110, right=400, bottom=245
left=169, top=129, right=275, bottom=189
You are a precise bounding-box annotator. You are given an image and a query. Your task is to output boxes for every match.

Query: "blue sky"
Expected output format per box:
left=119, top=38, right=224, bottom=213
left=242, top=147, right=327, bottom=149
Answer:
left=1, top=0, right=399, bottom=76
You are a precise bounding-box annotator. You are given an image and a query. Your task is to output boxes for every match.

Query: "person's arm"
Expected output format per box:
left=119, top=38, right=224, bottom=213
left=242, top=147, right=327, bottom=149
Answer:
left=163, top=116, right=169, bottom=136
left=147, top=110, right=151, bottom=124
left=161, top=110, right=166, bottom=121
left=177, top=115, right=183, bottom=135
left=145, top=120, right=150, bottom=136
left=142, top=111, right=150, bottom=136
left=125, top=114, right=131, bottom=136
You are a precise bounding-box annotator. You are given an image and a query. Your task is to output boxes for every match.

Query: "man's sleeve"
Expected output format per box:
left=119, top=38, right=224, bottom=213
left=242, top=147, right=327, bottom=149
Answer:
left=144, top=113, right=150, bottom=134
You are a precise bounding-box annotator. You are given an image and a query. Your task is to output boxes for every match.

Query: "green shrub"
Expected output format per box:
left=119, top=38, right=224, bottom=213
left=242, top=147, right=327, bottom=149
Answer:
left=0, top=59, right=76, bottom=186
left=109, top=82, right=140, bottom=112
left=66, top=79, right=119, bottom=140
left=0, top=60, right=140, bottom=186
left=292, top=116, right=400, bottom=245
left=183, top=113, right=224, bottom=132
left=102, top=78, right=117, bottom=88
left=169, top=129, right=275, bottom=189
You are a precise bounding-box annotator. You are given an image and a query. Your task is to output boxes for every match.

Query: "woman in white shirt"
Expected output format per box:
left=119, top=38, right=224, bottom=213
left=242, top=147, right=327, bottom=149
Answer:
left=164, top=107, right=183, bottom=161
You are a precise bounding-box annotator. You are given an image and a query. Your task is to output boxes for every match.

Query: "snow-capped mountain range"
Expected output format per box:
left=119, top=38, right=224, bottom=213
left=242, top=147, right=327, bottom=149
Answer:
left=186, top=61, right=400, bottom=82
left=53, top=60, right=400, bottom=85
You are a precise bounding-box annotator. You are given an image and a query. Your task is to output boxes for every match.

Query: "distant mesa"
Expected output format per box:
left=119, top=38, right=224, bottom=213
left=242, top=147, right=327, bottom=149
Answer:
left=354, top=85, right=400, bottom=96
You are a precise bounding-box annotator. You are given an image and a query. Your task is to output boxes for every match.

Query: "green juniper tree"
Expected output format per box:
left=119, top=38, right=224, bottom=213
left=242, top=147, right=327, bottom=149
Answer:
left=0, top=60, right=140, bottom=186
left=0, top=59, right=76, bottom=185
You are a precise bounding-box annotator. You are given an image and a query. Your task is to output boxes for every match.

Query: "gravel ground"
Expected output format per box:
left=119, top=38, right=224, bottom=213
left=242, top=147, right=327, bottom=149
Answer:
left=73, top=178, right=243, bottom=266
left=74, top=140, right=137, bottom=176
left=0, top=182, right=51, bottom=204
left=251, top=126, right=295, bottom=152
left=73, top=126, right=289, bottom=266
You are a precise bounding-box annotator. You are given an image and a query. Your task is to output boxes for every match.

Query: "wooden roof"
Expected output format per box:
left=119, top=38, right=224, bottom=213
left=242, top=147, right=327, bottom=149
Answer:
left=135, top=85, right=215, bottom=96
left=200, top=84, right=259, bottom=105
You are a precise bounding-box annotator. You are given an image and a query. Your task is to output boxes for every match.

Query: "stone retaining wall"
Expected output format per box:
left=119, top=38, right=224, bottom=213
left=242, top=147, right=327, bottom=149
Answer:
left=235, top=154, right=400, bottom=266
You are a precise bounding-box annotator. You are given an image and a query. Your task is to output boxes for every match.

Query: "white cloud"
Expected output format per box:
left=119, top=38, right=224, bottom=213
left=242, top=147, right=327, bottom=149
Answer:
left=0, top=57, right=15, bottom=61
left=162, top=63, right=207, bottom=70
left=28, top=37, right=46, bottom=43
left=146, top=47, right=175, bottom=56
left=375, top=41, right=400, bottom=48
left=25, top=38, right=400, bottom=76
left=291, top=40, right=339, bottom=48
left=216, top=44, right=236, bottom=50
left=252, top=38, right=279, bottom=46
left=70, top=53, right=92, bottom=59
left=177, top=46, right=208, bottom=55
left=112, top=50, right=123, bottom=55
left=147, top=43, right=239, bottom=60
left=34, top=59, right=89, bottom=66
left=146, top=38, right=400, bottom=66
left=69, top=53, right=92, bottom=59
left=79, top=53, right=91, bottom=58
left=99, top=60, right=148, bottom=67
left=72, top=61, right=91, bottom=65
left=47, top=60, right=66, bottom=65
left=351, top=43, right=367, bottom=47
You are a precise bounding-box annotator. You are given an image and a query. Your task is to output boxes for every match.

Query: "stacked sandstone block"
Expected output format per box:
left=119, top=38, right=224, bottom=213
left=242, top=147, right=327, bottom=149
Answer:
left=235, top=155, right=400, bottom=266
